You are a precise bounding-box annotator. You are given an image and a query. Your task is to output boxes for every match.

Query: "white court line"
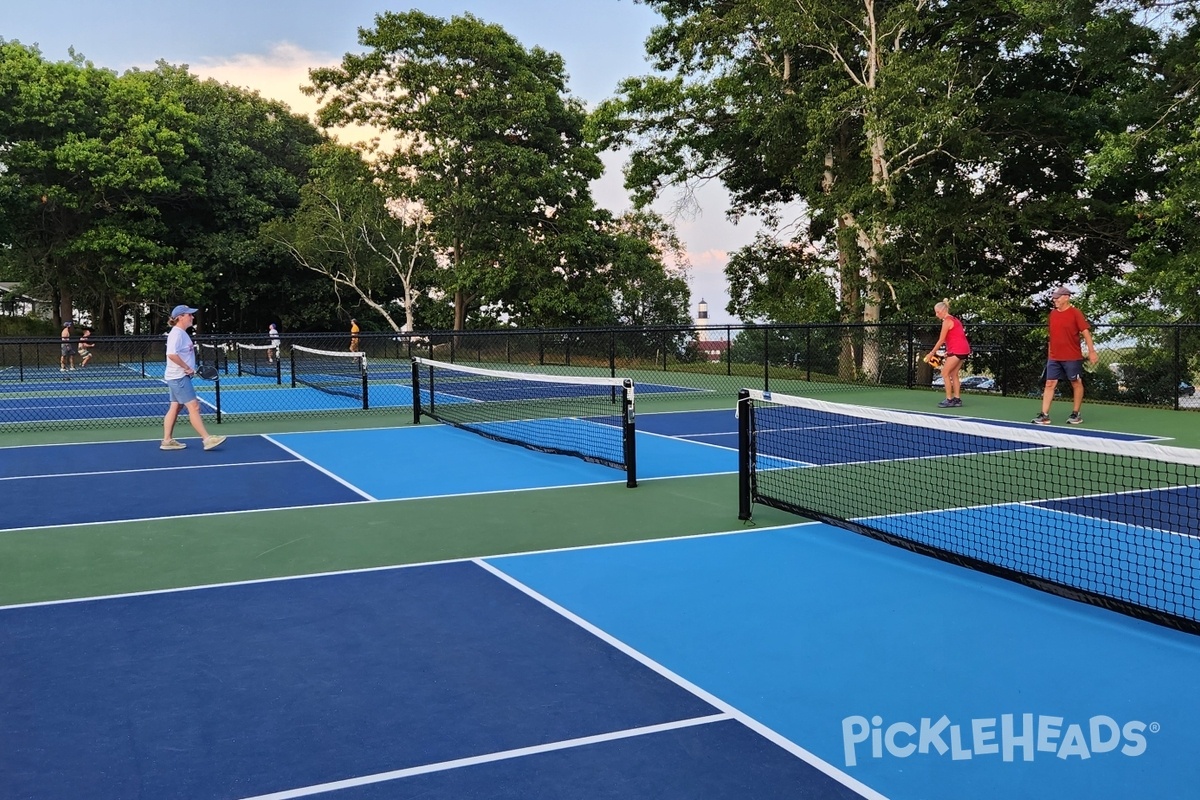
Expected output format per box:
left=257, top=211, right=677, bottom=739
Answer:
left=0, top=459, right=300, bottom=482
left=235, top=714, right=731, bottom=800
left=0, top=498, right=372, bottom=537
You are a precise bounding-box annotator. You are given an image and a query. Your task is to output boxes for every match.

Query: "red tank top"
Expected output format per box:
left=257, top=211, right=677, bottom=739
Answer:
left=945, top=315, right=970, bottom=355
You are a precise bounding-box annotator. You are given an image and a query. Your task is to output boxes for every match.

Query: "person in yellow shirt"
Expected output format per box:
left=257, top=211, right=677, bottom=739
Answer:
left=349, top=318, right=360, bottom=352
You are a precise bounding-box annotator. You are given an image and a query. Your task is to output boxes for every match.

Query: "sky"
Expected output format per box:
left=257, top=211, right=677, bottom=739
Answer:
left=5, top=0, right=756, bottom=325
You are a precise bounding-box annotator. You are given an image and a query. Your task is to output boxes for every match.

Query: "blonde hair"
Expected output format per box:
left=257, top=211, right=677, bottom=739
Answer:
left=935, top=299, right=950, bottom=313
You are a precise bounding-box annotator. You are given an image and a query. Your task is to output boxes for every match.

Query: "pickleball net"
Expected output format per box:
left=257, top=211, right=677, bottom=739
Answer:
left=291, top=345, right=368, bottom=408
left=236, top=342, right=281, bottom=382
left=197, top=343, right=227, bottom=375
left=736, top=388, right=1200, bottom=634
left=411, top=357, right=637, bottom=487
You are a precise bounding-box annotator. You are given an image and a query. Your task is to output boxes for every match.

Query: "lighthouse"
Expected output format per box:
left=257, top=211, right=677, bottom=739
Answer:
left=696, top=298, right=710, bottom=341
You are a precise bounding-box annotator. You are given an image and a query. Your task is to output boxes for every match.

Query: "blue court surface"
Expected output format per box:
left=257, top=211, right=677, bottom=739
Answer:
left=491, top=525, right=1200, bottom=800
left=3, top=407, right=1197, bottom=799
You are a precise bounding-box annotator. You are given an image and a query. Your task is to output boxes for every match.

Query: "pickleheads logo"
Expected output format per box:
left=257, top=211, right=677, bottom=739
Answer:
left=842, top=714, right=1157, bottom=767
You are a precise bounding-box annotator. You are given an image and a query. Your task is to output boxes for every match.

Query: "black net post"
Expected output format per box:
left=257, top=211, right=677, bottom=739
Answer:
left=360, top=359, right=369, bottom=410
left=737, top=389, right=752, bottom=520
left=289, top=348, right=297, bottom=389
left=411, top=359, right=422, bottom=424
left=623, top=380, right=637, bottom=489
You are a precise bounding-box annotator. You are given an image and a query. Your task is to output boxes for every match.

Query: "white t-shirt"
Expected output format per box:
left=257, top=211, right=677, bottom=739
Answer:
left=164, top=326, right=195, bottom=380
left=269, top=327, right=280, bottom=347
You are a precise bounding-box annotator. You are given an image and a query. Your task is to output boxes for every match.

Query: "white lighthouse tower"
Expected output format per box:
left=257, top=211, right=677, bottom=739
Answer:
left=696, top=298, right=710, bottom=341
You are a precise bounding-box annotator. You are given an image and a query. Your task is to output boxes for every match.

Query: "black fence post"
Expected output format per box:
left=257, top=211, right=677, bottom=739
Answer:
left=906, top=322, right=915, bottom=389
left=763, top=327, right=770, bottom=393
left=1174, top=325, right=1182, bottom=411
left=609, top=329, right=616, bottom=378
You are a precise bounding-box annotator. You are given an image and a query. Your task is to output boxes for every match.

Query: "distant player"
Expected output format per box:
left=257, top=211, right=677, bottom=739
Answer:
left=349, top=318, right=360, bottom=352
left=1033, top=286, right=1098, bottom=425
left=60, top=321, right=76, bottom=371
left=927, top=299, right=971, bottom=408
left=78, top=328, right=94, bottom=367
left=268, top=322, right=280, bottom=363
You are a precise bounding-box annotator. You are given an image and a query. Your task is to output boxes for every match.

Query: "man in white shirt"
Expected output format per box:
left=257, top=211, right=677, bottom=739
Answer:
left=161, top=304, right=226, bottom=451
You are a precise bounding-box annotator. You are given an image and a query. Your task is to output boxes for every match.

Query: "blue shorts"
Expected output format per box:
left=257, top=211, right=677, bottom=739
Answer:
left=165, top=376, right=198, bottom=404
left=1046, top=359, right=1084, bottom=382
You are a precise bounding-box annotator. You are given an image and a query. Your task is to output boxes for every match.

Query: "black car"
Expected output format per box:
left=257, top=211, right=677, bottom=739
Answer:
left=959, top=375, right=996, bottom=391
left=1181, top=381, right=1196, bottom=397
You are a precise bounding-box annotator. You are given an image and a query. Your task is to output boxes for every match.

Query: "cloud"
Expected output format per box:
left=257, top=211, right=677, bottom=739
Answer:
left=191, top=43, right=325, bottom=116
left=189, top=43, right=383, bottom=146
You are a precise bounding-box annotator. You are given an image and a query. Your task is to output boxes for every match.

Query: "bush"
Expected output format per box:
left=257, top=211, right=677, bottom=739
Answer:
left=0, top=316, right=57, bottom=337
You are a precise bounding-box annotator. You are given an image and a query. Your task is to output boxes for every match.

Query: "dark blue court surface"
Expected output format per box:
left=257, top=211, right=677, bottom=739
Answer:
left=0, top=561, right=864, bottom=800
left=0, top=392, right=211, bottom=423
left=0, top=437, right=366, bottom=530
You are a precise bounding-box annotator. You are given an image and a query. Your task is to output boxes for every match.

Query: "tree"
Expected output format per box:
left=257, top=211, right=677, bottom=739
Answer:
left=135, top=63, right=329, bottom=334
left=306, top=11, right=611, bottom=330
left=0, top=41, right=200, bottom=332
left=262, top=142, right=434, bottom=332
left=593, top=0, right=1156, bottom=372
left=606, top=210, right=693, bottom=327
left=725, top=235, right=837, bottom=324
left=1087, top=4, right=1200, bottom=324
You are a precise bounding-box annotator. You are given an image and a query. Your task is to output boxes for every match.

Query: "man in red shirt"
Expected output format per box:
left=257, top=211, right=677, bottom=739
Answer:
left=1033, top=286, right=1098, bottom=425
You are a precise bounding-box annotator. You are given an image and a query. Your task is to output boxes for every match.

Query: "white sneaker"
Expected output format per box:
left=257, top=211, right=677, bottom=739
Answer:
left=160, top=439, right=186, bottom=451
left=203, top=435, right=227, bottom=451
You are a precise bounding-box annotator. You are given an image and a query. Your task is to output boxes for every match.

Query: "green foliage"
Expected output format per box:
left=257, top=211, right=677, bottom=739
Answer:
left=725, top=235, right=837, bottom=323
left=308, top=11, right=632, bottom=330
left=262, top=141, right=433, bottom=332
left=596, top=0, right=1158, bottom=328
left=0, top=44, right=331, bottom=334
left=0, top=315, right=57, bottom=337
left=0, top=41, right=201, bottom=330
left=136, top=64, right=329, bottom=334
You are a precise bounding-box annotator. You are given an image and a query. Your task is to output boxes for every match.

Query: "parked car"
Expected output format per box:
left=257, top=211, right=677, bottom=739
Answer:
left=960, top=375, right=996, bottom=391
left=935, top=375, right=995, bottom=390
left=1181, top=381, right=1196, bottom=397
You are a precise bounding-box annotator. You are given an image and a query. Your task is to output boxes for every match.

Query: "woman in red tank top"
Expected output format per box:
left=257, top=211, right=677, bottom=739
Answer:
left=927, top=299, right=971, bottom=408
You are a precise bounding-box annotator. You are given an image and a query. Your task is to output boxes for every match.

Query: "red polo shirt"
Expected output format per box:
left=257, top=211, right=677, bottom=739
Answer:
left=1048, top=305, right=1089, bottom=361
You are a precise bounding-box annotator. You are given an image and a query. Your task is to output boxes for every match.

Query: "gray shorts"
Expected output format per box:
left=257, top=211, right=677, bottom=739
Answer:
left=1046, top=359, right=1084, bottom=382
left=165, top=376, right=198, bottom=404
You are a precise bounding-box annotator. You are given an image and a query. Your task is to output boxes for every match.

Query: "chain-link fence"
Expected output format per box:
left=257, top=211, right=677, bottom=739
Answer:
left=2, top=322, right=1196, bottom=431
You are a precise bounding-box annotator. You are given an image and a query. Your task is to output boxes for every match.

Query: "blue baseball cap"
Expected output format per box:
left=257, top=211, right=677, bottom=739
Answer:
left=170, top=305, right=198, bottom=317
